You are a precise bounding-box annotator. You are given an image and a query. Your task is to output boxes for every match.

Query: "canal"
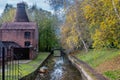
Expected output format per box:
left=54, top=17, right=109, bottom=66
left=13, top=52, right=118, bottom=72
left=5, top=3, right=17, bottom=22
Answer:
left=35, top=51, right=82, bottom=80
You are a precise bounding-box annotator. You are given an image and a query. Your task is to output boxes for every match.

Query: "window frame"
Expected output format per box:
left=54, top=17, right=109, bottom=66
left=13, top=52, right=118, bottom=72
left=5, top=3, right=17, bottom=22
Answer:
left=24, top=41, right=31, bottom=47
left=24, top=32, right=31, bottom=39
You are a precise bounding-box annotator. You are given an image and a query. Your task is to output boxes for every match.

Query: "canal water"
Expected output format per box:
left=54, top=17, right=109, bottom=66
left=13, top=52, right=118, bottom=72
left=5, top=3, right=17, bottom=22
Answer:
left=35, top=52, right=82, bottom=80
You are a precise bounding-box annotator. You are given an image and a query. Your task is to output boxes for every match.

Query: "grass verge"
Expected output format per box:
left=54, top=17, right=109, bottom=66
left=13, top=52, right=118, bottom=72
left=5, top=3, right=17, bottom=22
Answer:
left=0, top=52, right=49, bottom=80
left=104, top=70, right=120, bottom=80
left=75, top=49, right=120, bottom=80
left=20, top=52, right=49, bottom=77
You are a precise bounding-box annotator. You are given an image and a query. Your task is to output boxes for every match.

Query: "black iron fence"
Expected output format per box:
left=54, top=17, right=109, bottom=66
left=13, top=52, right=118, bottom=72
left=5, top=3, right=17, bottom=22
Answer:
left=0, top=47, right=22, bottom=80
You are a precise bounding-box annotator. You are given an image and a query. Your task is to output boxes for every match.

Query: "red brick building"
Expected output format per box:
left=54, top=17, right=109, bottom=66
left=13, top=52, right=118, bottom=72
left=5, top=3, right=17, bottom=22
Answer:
left=0, top=2, right=38, bottom=60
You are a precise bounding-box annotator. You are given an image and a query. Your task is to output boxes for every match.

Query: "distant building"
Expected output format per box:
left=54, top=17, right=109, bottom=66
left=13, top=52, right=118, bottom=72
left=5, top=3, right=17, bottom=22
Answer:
left=0, top=2, right=38, bottom=60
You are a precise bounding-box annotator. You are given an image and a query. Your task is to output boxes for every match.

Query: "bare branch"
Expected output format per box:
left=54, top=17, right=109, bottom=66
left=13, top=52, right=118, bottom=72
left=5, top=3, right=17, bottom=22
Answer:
left=112, top=0, right=120, bottom=21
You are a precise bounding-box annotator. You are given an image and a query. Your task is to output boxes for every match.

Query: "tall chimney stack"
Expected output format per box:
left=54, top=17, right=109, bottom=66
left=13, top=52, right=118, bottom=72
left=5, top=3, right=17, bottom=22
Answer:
left=14, top=2, right=29, bottom=22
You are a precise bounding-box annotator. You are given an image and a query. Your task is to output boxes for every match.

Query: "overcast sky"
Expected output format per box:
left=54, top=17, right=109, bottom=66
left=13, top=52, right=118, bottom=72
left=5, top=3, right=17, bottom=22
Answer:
left=0, top=0, right=53, bottom=15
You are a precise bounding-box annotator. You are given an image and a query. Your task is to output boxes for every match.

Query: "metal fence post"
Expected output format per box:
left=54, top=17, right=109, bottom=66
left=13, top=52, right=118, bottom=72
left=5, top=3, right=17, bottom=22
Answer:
left=2, top=47, right=5, bottom=80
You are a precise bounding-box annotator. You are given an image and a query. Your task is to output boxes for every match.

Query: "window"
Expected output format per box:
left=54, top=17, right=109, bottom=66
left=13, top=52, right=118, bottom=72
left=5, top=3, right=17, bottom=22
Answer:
left=24, top=32, right=31, bottom=39
left=24, top=41, right=30, bottom=47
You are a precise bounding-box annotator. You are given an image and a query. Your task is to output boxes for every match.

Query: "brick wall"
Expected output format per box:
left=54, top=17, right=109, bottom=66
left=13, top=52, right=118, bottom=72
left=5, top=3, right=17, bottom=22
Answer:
left=1, top=29, right=37, bottom=48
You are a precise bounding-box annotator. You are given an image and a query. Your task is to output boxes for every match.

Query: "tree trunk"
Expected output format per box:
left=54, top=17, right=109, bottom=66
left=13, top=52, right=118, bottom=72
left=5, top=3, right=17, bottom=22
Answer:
left=112, top=0, right=120, bottom=21
left=80, top=37, right=88, bottom=53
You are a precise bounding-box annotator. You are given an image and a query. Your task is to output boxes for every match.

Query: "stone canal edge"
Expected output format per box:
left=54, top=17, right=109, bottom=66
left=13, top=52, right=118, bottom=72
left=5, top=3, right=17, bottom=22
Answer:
left=19, top=53, right=109, bottom=80
left=68, top=55, right=109, bottom=80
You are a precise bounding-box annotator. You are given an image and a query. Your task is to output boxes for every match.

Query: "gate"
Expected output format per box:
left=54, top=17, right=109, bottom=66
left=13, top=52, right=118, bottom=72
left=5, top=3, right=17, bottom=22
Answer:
left=0, top=47, right=22, bottom=80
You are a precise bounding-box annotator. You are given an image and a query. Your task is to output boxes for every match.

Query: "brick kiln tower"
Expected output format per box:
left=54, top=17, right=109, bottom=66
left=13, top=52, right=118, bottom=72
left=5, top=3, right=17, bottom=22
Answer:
left=0, top=2, right=38, bottom=60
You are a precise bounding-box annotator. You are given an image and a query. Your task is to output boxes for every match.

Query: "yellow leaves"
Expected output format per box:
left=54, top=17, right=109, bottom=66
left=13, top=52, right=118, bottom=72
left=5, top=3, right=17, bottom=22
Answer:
left=60, top=5, right=82, bottom=49
left=66, top=35, right=79, bottom=49
left=83, top=4, right=95, bottom=20
left=82, top=0, right=120, bottom=48
left=66, top=8, right=77, bottom=24
left=65, top=23, right=79, bottom=49
left=92, top=30, right=101, bottom=48
left=61, top=0, right=120, bottom=49
left=114, top=40, right=118, bottom=46
left=100, top=22, right=107, bottom=30
left=61, top=25, right=69, bottom=34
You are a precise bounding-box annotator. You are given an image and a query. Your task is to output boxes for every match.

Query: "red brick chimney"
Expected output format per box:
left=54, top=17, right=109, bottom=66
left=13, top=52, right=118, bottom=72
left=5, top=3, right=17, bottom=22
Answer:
left=14, top=2, right=29, bottom=22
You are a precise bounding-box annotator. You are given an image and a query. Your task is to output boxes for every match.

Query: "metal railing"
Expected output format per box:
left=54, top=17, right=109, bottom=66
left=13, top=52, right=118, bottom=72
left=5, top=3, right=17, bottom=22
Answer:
left=0, top=48, right=22, bottom=80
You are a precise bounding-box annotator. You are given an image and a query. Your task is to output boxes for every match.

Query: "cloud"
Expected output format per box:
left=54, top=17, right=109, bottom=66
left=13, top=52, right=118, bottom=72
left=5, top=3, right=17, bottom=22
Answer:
left=0, top=0, right=53, bottom=15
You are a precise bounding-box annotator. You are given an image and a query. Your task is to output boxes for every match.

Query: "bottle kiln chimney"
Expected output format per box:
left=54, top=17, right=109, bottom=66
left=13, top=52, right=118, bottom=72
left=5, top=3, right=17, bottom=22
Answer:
left=14, top=2, right=29, bottom=22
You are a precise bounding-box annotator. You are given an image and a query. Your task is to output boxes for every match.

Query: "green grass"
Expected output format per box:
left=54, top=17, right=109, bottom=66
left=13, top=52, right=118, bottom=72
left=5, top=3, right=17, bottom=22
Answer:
left=20, top=52, right=49, bottom=77
left=0, top=52, right=49, bottom=80
left=104, top=70, right=120, bottom=80
left=75, top=49, right=120, bottom=80
left=76, top=49, right=120, bottom=67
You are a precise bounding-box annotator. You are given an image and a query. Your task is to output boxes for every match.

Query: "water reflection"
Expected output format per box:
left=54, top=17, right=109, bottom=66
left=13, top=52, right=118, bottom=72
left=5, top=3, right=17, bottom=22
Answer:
left=35, top=55, right=82, bottom=80
left=50, top=57, right=64, bottom=80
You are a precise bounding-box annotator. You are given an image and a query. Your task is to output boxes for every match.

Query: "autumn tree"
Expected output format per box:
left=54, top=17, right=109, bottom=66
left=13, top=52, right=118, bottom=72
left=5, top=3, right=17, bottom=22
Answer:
left=82, top=0, right=120, bottom=48
left=59, top=0, right=120, bottom=51
left=61, top=0, right=91, bottom=52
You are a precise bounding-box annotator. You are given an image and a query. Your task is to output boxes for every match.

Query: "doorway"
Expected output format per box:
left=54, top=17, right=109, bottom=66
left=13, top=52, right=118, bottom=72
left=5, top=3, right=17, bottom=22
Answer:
left=13, top=48, right=29, bottom=60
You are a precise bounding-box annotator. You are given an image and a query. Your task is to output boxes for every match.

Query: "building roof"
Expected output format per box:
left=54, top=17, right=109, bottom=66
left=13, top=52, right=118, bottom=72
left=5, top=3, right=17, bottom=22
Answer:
left=0, top=22, right=37, bottom=29
left=14, top=2, right=29, bottom=22
left=0, top=2, right=37, bottom=30
left=0, top=41, right=21, bottom=57
left=2, top=41, right=21, bottom=48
